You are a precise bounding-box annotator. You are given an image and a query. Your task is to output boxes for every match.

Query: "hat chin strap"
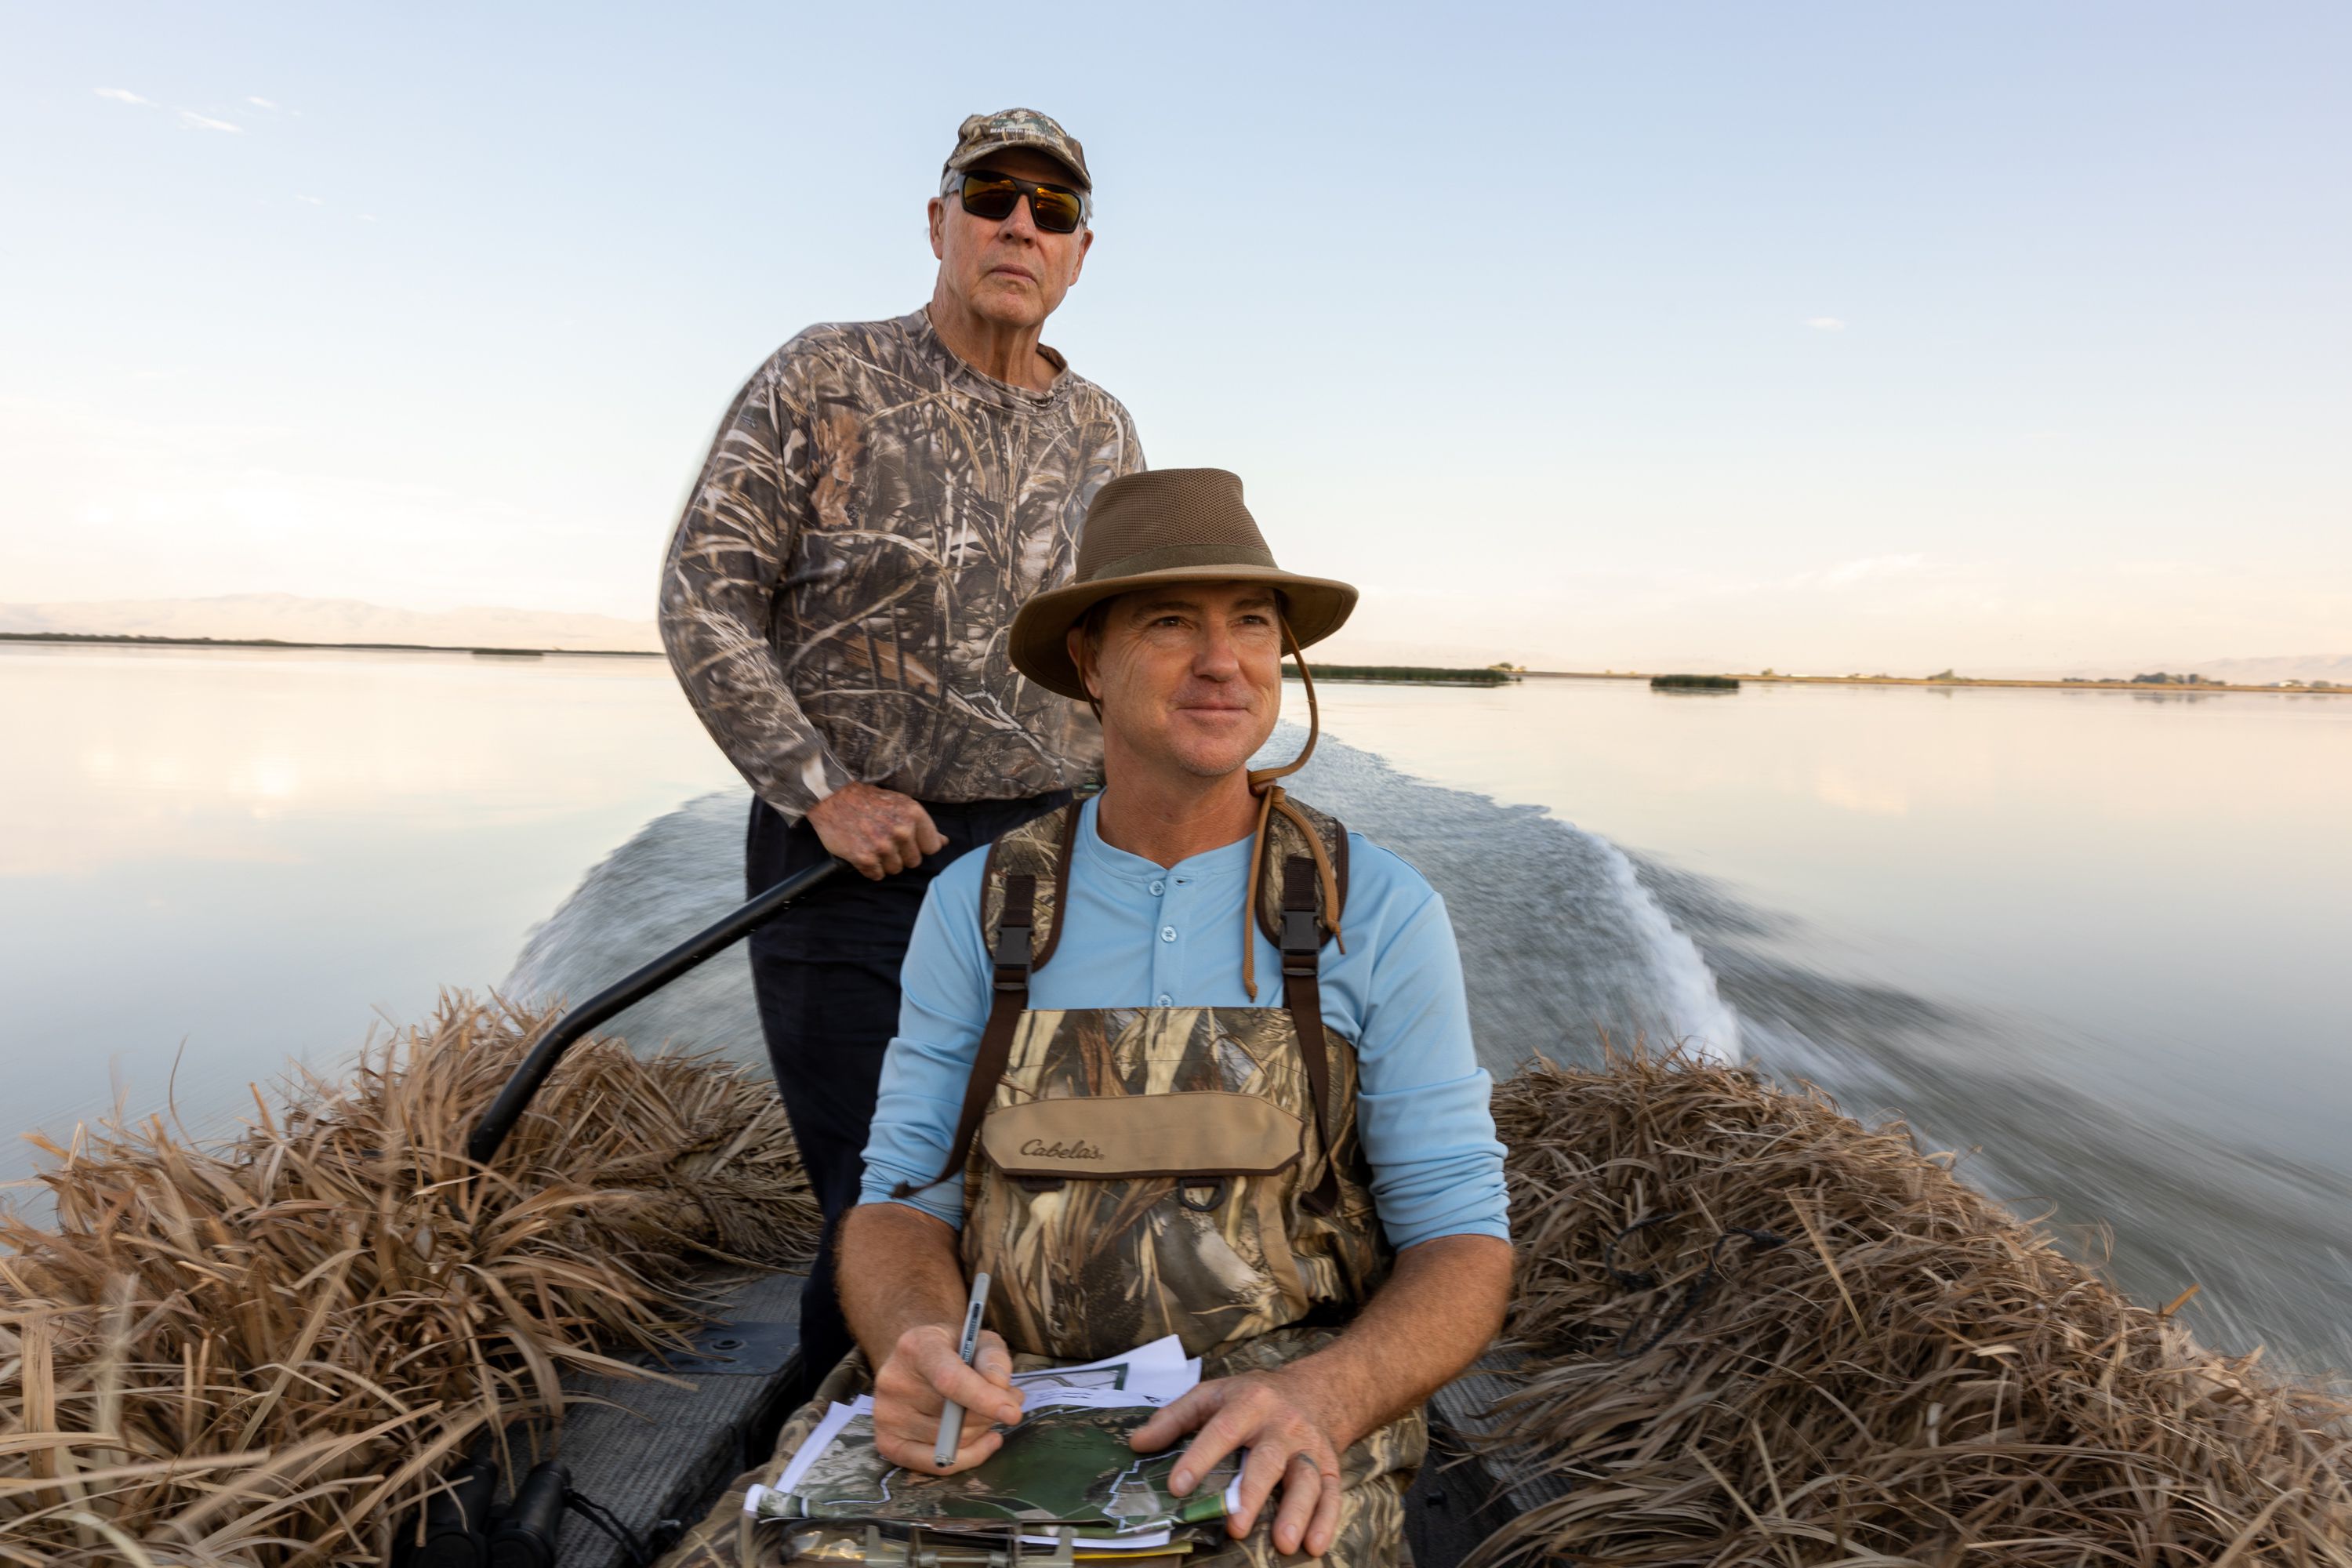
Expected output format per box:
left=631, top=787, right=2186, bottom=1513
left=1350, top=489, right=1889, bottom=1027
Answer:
left=1241, top=616, right=1345, bottom=1000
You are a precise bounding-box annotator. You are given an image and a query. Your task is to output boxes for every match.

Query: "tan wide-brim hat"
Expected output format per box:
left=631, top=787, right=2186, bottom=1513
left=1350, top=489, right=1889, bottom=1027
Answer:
left=1010, top=468, right=1358, bottom=702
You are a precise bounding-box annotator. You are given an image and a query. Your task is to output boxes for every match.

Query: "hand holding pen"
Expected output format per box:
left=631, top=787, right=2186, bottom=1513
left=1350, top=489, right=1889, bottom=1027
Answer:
left=869, top=1271, right=1022, bottom=1474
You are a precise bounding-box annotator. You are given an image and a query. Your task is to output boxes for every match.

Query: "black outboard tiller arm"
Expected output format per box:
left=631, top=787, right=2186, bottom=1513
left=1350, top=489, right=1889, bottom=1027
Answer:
left=467, top=857, right=844, bottom=1167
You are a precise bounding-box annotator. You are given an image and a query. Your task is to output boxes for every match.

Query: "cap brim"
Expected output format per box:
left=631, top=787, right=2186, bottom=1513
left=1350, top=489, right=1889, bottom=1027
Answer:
left=1009, top=565, right=1358, bottom=702
left=947, top=140, right=1090, bottom=190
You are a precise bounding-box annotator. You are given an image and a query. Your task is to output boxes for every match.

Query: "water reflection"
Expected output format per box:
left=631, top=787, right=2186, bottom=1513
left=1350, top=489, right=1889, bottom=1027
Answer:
left=0, top=644, right=742, bottom=1177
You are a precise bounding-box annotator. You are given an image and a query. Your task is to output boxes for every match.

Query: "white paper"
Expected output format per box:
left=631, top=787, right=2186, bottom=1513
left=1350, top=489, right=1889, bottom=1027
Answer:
left=1014, top=1526, right=1173, bottom=1549
left=1008, top=1333, right=1200, bottom=1407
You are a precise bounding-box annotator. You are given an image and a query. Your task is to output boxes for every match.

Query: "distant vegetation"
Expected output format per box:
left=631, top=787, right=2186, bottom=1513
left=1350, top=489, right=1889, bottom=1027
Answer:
left=0, top=630, right=651, bottom=658
left=1286, top=662, right=1516, bottom=686
left=1570, top=664, right=2346, bottom=694
left=2078, top=671, right=2336, bottom=690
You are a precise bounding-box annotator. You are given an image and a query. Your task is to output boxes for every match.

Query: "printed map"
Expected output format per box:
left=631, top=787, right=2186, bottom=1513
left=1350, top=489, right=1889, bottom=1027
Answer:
left=747, top=1338, right=1239, bottom=1549
left=771, top=1401, right=1236, bottom=1535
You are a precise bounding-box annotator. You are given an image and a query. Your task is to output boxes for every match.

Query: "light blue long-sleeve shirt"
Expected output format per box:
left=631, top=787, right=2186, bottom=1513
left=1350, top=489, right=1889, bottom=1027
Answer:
left=859, top=797, right=1510, bottom=1251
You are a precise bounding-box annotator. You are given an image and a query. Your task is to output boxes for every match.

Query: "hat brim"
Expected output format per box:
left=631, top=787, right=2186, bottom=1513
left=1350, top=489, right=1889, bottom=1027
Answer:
left=1009, top=564, right=1358, bottom=702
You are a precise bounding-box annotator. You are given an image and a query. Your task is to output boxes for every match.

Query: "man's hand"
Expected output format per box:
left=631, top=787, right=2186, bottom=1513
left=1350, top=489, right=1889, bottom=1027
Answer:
left=806, top=782, right=948, bottom=880
left=1127, top=1370, right=1347, bottom=1558
left=869, top=1322, right=1025, bottom=1475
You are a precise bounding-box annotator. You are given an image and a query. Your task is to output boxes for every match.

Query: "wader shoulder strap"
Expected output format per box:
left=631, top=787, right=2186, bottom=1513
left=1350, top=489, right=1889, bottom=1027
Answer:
left=898, top=804, right=1079, bottom=1196
left=1280, top=854, right=1344, bottom=1217
left=1254, top=797, right=1350, bottom=949
left=978, top=800, right=1082, bottom=972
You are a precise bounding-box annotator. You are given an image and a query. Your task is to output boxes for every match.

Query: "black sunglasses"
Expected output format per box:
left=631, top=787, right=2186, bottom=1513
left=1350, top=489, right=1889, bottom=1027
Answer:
left=947, top=168, right=1087, bottom=234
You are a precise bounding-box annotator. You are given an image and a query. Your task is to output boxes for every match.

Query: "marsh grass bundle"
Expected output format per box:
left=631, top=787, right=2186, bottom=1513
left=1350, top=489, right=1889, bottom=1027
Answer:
left=1472, top=1051, right=2352, bottom=1566
left=1, top=998, right=818, bottom=1566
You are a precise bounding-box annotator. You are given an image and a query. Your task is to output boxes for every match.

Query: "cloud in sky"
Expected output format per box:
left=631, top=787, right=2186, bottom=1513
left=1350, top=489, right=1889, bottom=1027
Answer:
left=246, top=96, right=278, bottom=110
left=297, top=194, right=325, bottom=206
left=177, top=111, right=243, bottom=133
left=94, top=87, right=155, bottom=106
left=1805, top=316, right=1847, bottom=331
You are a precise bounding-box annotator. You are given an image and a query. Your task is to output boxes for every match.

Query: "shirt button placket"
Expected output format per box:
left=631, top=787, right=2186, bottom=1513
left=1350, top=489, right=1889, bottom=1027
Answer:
left=1152, top=877, right=1178, bottom=1008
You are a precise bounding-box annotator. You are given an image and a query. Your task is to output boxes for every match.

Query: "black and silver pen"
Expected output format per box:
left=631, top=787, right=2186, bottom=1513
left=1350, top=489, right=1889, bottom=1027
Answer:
left=933, top=1271, right=993, bottom=1468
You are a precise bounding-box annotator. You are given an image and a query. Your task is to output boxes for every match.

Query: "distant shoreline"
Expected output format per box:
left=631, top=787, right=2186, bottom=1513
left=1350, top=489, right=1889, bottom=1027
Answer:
left=1528, top=670, right=2349, bottom=696
left=0, top=631, right=660, bottom=659
left=8, top=635, right=2342, bottom=695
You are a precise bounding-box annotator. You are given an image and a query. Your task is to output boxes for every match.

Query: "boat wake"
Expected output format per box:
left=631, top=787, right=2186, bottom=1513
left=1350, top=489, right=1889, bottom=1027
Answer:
left=504, top=728, right=1743, bottom=1077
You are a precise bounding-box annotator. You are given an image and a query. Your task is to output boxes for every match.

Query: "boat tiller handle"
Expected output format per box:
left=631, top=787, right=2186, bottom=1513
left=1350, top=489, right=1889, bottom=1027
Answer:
left=466, top=856, right=844, bottom=1167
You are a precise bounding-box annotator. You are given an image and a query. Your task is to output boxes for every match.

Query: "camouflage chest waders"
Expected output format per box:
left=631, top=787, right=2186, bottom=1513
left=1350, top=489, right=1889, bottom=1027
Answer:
left=926, top=797, right=1425, bottom=1566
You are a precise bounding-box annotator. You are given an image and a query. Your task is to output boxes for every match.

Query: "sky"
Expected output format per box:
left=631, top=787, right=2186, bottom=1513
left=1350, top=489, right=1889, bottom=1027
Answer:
left=4, top=2, right=2348, bottom=673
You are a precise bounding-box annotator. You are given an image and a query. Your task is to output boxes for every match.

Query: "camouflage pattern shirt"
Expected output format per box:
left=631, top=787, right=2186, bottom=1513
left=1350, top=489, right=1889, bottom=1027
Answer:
left=659, top=308, right=1143, bottom=821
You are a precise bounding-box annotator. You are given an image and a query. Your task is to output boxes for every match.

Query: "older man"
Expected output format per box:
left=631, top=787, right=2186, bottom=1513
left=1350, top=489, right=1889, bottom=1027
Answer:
left=824, top=469, right=1515, bottom=1566
left=659, top=109, right=1142, bottom=1382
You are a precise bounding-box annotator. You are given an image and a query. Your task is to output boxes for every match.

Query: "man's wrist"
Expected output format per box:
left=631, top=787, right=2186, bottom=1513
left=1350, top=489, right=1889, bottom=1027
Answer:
left=1264, top=1359, right=1364, bottom=1454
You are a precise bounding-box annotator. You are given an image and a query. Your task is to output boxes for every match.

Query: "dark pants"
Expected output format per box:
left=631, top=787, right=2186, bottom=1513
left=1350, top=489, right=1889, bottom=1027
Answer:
left=746, top=789, right=1071, bottom=1381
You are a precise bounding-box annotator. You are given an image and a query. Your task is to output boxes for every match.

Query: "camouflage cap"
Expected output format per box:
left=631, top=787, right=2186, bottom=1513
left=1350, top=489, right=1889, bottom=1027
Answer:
left=944, top=107, right=1091, bottom=191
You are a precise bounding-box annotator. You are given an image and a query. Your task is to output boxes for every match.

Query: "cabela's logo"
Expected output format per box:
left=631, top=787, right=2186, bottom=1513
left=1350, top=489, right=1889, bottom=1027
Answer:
left=1020, top=1137, right=1103, bottom=1161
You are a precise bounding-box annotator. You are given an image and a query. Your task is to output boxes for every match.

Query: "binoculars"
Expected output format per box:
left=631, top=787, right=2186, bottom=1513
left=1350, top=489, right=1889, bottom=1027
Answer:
left=401, top=1460, right=589, bottom=1568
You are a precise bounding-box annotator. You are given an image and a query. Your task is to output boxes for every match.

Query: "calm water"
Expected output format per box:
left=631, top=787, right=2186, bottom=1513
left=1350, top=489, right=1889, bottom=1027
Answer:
left=4, top=646, right=2347, bottom=1371
left=0, top=644, right=739, bottom=1152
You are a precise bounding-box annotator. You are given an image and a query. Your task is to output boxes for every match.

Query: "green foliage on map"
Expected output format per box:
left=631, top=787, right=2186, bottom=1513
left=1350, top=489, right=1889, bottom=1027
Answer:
left=763, top=1403, right=1236, bottom=1537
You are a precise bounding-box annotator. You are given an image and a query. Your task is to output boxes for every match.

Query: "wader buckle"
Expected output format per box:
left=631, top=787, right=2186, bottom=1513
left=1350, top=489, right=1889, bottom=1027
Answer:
left=1280, top=909, right=1320, bottom=973
left=992, top=924, right=1033, bottom=991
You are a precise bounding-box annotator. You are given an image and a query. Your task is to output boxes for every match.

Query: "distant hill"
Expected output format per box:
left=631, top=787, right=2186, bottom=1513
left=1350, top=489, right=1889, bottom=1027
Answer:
left=0, top=593, right=662, bottom=653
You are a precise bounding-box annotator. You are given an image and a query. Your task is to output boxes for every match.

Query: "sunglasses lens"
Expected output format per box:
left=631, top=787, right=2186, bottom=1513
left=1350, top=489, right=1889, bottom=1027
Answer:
left=959, top=172, right=1084, bottom=234
left=959, top=175, right=1020, bottom=221
left=1029, top=187, right=1083, bottom=233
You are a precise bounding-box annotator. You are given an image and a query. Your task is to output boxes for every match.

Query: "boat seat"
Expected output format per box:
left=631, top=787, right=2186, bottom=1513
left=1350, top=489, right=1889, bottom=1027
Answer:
left=1404, top=1348, right=1568, bottom=1568
left=543, top=1269, right=809, bottom=1567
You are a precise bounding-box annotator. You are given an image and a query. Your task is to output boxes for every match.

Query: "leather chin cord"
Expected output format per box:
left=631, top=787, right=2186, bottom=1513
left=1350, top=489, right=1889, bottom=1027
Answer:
left=1241, top=617, right=1346, bottom=1000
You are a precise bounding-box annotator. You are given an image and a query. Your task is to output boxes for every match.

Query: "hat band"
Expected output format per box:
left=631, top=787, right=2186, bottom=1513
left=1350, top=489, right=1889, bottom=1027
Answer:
left=1082, top=542, right=1279, bottom=583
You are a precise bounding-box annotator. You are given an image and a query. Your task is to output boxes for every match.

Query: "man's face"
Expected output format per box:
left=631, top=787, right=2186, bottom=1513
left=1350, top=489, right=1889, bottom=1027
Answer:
left=928, top=148, right=1092, bottom=331
left=1075, top=582, right=1284, bottom=781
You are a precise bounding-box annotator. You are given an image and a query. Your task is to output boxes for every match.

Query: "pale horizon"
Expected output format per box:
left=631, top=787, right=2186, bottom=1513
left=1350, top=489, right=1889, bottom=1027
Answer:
left=5, top=4, right=2347, bottom=674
